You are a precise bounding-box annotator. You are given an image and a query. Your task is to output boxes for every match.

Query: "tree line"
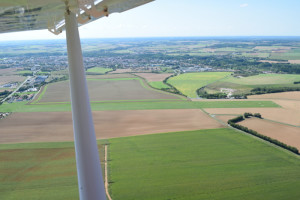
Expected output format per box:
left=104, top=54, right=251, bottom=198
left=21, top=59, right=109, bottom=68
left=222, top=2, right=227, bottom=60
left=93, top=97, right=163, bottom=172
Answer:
left=228, top=113, right=299, bottom=155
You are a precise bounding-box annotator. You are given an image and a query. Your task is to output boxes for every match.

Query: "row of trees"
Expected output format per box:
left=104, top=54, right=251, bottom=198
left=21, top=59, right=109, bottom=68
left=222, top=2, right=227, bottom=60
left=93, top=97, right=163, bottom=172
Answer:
left=250, top=87, right=300, bottom=95
left=227, top=113, right=299, bottom=155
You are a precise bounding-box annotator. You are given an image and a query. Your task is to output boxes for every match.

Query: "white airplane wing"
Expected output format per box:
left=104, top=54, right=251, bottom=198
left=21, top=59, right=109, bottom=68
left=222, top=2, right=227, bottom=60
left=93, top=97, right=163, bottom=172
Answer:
left=0, top=0, right=154, bottom=34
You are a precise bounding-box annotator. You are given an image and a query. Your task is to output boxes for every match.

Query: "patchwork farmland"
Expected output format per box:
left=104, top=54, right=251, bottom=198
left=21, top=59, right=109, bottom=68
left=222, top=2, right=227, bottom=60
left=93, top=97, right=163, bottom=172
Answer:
left=1, top=71, right=300, bottom=200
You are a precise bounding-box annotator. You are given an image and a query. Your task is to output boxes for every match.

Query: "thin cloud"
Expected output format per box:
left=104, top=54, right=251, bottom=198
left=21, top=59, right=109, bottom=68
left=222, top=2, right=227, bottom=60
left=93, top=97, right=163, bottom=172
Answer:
left=240, top=3, right=249, bottom=8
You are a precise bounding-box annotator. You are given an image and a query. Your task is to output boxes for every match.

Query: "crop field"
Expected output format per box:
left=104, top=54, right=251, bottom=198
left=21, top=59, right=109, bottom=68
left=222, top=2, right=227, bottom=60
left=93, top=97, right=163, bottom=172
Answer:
left=109, top=69, right=132, bottom=73
left=167, top=72, right=231, bottom=98
left=134, top=73, right=172, bottom=82
left=248, top=91, right=300, bottom=100
left=148, top=81, right=170, bottom=89
left=135, top=73, right=172, bottom=89
left=205, top=74, right=300, bottom=94
left=239, top=118, right=300, bottom=150
left=0, top=109, right=223, bottom=144
left=0, top=100, right=279, bottom=113
left=224, top=74, right=300, bottom=86
left=0, top=75, right=25, bottom=85
left=0, top=68, right=19, bottom=75
left=108, top=128, right=300, bottom=200
left=206, top=107, right=300, bottom=127
left=35, top=78, right=181, bottom=103
left=270, top=48, right=300, bottom=60
left=0, top=141, right=106, bottom=200
left=86, top=73, right=136, bottom=79
left=86, top=67, right=112, bottom=74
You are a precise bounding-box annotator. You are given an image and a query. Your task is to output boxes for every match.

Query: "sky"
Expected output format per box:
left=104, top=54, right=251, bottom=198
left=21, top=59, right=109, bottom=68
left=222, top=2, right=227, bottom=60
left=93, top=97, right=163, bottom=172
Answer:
left=0, top=0, right=300, bottom=41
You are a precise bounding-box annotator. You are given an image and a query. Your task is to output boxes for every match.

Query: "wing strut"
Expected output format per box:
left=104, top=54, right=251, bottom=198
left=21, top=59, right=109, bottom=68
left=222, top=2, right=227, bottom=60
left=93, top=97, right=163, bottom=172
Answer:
left=65, top=8, right=106, bottom=200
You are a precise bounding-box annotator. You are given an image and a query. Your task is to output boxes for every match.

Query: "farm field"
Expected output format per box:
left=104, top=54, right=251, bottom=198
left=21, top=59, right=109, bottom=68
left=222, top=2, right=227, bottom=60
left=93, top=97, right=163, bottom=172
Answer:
left=35, top=78, right=181, bottom=103
left=0, top=109, right=223, bottom=144
left=134, top=73, right=172, bottom=82
left=248, top=91, right=300, bottom=100
left=224, top=74, right=300, bottom=85
left=0, top=100, right=279, bottom=113
left=0, top=141, right=106, bottom=200
left=0, top=68, right=19, bottom=75
left=206, top=107, right=300, bottom=127
left=86, top=73, right=135, bottom=79
left=86, top=67, right=112, bottom=74
left=0, top=75, right=26, bottom=85
left=108, top=128, right=300, bottom=200
left=167, top=72, right=231, bottom=98
left=206, top=91, right=300, bottom=126
left=238, top=118, right=300, bottom=150
left=109, top=69, right=132, bottom=73
left=205, top=74, right=300, bottom=95
left=135, top=73, right=172, bottom=89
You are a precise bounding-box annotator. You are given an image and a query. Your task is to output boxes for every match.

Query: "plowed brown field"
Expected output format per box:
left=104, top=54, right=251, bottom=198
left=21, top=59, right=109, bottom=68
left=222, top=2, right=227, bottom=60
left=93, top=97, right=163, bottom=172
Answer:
left=38, top=79, right=180, bottom=103
left=205, top=107, right=300, bottom=126
left=238, top=118, right=300, bottom=150
left=205, top=92, right=300, bottom=126
left=248, top=91, right=300, bottom=100
left=0, top=109, right=223, bottom=144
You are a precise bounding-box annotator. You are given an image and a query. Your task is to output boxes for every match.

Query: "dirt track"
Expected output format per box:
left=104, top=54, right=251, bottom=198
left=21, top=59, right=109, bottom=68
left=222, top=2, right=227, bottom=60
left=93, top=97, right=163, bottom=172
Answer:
left=0, top=109, right=223, bottom=144
left=239, top=118, right=300, bottom=150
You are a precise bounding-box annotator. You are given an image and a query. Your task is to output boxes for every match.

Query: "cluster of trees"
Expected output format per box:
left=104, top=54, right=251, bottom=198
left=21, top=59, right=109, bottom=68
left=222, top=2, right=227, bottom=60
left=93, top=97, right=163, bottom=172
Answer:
left=0, top=90, right=12, bottom=97
left=197, top=88, right=227, bottom=99
left=227, top=114, right=299, bottom=155
left=250, top=87, right=300, bottom=95
left=244, top=112, right=262, bottom=118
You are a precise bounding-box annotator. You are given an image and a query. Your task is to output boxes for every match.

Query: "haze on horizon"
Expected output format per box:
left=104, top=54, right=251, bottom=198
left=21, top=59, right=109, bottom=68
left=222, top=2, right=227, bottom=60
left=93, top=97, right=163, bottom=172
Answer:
left=0, top=0, right=300, bottom=41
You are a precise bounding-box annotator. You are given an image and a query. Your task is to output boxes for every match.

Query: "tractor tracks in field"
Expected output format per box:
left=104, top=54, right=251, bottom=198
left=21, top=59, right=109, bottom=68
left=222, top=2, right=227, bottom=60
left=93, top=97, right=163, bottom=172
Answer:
left=105, top=145, right=113, bottom=200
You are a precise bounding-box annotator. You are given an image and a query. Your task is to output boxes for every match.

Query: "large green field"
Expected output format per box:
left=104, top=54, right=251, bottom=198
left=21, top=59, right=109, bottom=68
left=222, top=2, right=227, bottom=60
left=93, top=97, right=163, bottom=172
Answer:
left=1, top=128, right=300, bottom=199
left=86, top=67, right=112, bottom=74
left=108, top=128, right=300, bottom=200
left=167, top=72, right=231, bottom=98
left=0, top=100, right=279, bottom=112
left=206, top=73, right=300, bottom=95
left=225, top=74, right=300, bottom=85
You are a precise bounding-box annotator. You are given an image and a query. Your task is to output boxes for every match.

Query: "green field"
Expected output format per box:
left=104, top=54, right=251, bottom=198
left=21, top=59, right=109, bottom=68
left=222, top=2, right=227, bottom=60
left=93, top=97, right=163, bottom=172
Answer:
left=206, top=73, right=300, bottom=95
left=86, top=67, right=112, bottom=74
left=108, top=128, right=300, bottom=200
left=148, top=81, right=171, bottom=89
left=270, top=48, right=300, bottom=60
left=0, top=100, right=279, bottom=112
left=225, top=74, right=300, bottom=85
left=0, top=140, right=107, bottom=200
left=167, top=72, right=231, bottom=98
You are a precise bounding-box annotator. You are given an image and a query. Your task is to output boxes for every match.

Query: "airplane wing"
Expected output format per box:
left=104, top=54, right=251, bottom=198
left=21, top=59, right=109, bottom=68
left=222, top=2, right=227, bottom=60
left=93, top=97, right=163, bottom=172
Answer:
left=0, top=0, right=154, bottom=34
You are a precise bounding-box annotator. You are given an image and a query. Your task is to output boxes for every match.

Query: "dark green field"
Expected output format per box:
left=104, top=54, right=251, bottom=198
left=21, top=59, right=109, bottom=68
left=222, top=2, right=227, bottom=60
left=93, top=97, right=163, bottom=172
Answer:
left=108, top=128, right=300, bottom=200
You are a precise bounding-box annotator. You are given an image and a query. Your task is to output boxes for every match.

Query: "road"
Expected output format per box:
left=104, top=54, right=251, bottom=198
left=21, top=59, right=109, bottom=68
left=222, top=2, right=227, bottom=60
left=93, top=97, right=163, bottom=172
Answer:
left=1, top=76, right=31, bottom=103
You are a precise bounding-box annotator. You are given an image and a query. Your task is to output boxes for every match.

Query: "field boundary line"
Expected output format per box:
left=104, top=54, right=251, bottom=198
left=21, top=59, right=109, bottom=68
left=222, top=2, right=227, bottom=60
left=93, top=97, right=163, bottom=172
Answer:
left=105, top=145, right=113, bottom=200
